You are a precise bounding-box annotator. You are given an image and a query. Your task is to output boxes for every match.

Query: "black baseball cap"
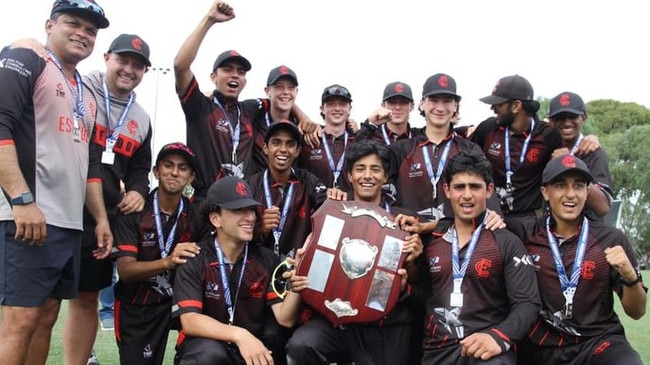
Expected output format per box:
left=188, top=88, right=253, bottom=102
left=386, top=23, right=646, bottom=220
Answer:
left=422, top=73, right=461, bottom=100
left=108, top=34, right=151, bottom=66
left=321, top=84, right=352, bottom=103
left=267, top=65, right=298, bottom=86
left=542, top=155, right=593, bottom=185
left=155, top=142, right=196, bottom=171
left=265, top=121, right=303, bottom=147
left=549, top=92, right=586, bottom=118
left=480, top=75, right=534, bottom=105
left=212, top=50, right=252, bottom=72
left=205, top=176, right=261, bottom=210
left=383, top=81, right=413, bottom=102
left=51, top=0, right=109, bottom=29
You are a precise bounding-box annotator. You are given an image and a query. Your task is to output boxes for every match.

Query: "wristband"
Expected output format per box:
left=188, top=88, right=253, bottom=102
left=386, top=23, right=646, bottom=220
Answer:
left=623, top=275, right=641, bottom=287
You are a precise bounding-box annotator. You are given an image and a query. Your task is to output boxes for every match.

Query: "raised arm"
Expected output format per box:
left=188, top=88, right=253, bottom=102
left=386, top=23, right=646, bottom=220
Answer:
left=174, top=0, right=236, bottom=95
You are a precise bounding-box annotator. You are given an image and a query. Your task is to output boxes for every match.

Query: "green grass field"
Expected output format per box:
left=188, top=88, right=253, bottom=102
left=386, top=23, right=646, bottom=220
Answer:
left=46, top=271, right=650, bottom=364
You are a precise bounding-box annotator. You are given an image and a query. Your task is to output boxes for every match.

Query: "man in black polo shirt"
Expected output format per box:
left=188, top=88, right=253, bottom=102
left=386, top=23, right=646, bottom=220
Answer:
left=172, top=177, right=304, bottom=365
left=247, top=121, right=326, bottom=257
left=357, top=81, right=418, bottom=146
left=471, top=75, right=563, bottom=227
left=111, top=142, right=204, bottom=365
left=287, top=140, right=422, bottom=365
left=547, top=91, right=613, bottom=220
left=516, top=155, right=646, bottom=365
left=422, top=151, right=540, bottom=365
left=389, top=73, right=501, bottom=233
left=298, top=84, right=356, bottom=192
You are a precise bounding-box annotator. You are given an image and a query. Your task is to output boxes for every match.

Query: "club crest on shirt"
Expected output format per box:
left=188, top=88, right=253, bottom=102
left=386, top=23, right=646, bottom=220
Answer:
left=526, top=148, right=540, bottom=163
left=249, top=282, right=264, bottom=298
left=127, top=120, right=139, bottom=135
left=474, top=258, right=492, bottom=278
left=581, top=261, right=596, bottom=280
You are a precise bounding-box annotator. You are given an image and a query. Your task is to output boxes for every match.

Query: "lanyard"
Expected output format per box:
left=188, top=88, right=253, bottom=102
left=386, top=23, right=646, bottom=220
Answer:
left=504, top=118, right=535, bottom=191
left=46, top=49, right=84, bottom=135
left=421, top=133, right=454, bottom=200
left=101, top=79, right=135, bottom=151
left=214, top=238, right=249, bottom=325
left=569, top=134, right=584, bottom=156
left=451, top=220, right=485, bottom=295
left=264, top=111, right=273, bottom=127
left=381, top=124, right=411, bottom=145
left=263, top=169, right=296, bottom=256
left=545, top=216, right=589, bottom=314
left=321, top=130, right=348, bottom=187
left=153, top=191, right=184, bottom=258
left=213, top=97, right=242, bottom=163
left=264, top=111, right=297, bottom=127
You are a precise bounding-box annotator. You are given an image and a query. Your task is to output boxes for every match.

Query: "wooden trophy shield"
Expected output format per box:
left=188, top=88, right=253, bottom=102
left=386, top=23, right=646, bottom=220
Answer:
left=295, top=199, right=406, bottom=326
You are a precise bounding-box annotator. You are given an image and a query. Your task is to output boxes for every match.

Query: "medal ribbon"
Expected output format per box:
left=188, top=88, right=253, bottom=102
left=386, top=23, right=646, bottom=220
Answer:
left=214, top=238, right=249, bottom=325
left=381, top=124, right=411, bottom=145
left=504, top=118, right=535, bottom=189
left=545, top=216, right=589, bottom=312
left=569, top=134, right=584, bottom=156
left=451, top=220, right=485, bottom=295
left=153, top=191, right=184, bottom=258
left=213, top=96, right=242, bottom=163
left=421, top=133, right=455, bottom=200
left=102, top=79, right=135, bottom=151
left=321, top=130, right=348, bottom=187
left=263, top=169, right=296, bottom=256
left=46, top=49, right=84, bottom=129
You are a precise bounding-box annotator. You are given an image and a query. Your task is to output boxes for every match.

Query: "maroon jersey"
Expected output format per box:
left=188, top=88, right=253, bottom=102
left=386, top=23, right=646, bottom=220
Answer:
left=423, top=221, right=540, bottom=351
left=580, top=148, right=614, bottom=221
left=247, top=168, right=327, bottom=256
left=249, top=98, right=300, bottom=174
left=298, top=130, right=355, bottom=192
left=111, top=192, right=204, bottom=305
left=471, top=117, right=562, bottom=216
left=172, top=239, right=282, bottom=342
left=178, top=79, right=263, bottom=200
left=523, top=218, right=646, bottom=346
left=390, top=131, right=497, bottom=222
left=356, top=120, right=420, bottom=146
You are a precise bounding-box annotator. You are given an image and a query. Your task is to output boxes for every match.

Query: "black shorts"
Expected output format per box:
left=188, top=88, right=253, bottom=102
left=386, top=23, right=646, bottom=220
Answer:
left=175, top=337, right=244, bottom=365
left=286, top=315, right=411, bottom=365
left=78, top=222, right=113, bottom=292
left=115, top=299, right=173, bottom=365
left=0, top=222, right=81, bottom=306
left=422, top=343, right=516, bottom=365
left=518, top=333, right=642, bottom=365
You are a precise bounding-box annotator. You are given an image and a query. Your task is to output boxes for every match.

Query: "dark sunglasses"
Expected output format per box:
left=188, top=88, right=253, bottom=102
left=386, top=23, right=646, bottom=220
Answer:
left=323, top=86, right=352, bottom=100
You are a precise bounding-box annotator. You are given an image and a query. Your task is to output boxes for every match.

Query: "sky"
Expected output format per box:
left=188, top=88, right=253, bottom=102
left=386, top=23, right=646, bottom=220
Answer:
left=2, top=0, right=649, bottom=156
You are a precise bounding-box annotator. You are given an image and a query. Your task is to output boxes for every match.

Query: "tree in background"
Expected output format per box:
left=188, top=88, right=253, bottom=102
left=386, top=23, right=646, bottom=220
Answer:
left=588, top=100, right=650, bottom=261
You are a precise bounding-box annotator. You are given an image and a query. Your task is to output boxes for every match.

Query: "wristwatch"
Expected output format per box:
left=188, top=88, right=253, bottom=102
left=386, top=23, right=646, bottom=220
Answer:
left=622, top=273, right=642, bottom=287
left=10, top=191, right=34, bottom=206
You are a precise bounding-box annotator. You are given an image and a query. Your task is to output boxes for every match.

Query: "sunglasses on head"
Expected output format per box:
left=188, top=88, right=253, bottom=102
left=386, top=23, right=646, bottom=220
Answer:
left=67, top=0, right=106, bottom=17
left=323, top=86, right=351, bottom=100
